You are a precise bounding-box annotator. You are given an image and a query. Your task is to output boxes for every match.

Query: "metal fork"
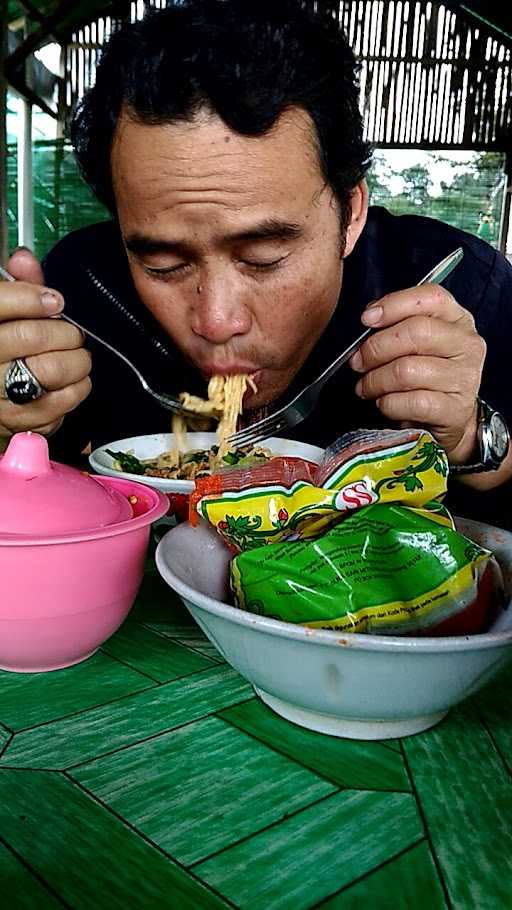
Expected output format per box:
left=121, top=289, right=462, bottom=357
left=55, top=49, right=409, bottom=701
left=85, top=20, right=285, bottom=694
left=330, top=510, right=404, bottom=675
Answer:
left=0, top=264, right=197, bottom=418
left=228, top=246, right=464, bottom=447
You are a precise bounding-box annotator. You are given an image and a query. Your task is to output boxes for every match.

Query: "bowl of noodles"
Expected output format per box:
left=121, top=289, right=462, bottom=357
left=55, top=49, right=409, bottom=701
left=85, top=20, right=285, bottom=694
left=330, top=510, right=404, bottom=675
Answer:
left=89, top=433, right=325, bottom=493
left=90, top=373, right=324, bottom=493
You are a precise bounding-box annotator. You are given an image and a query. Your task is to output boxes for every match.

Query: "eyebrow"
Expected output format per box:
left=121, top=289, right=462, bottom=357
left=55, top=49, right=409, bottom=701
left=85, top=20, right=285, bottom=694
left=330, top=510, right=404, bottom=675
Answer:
left=125, top=219, right=303, bottom=257
left=227, top=220, right=303, bottom=243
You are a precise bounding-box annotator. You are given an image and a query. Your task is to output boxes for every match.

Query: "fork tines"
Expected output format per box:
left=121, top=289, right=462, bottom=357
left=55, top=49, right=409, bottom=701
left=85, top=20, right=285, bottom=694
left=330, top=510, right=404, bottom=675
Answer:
left=228, top=417, right=287, bottom=448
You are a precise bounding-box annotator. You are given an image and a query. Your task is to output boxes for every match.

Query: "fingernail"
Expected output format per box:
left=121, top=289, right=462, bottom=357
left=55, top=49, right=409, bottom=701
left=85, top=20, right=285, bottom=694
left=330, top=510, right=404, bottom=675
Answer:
left=355, top=379, right=363, bottom=397
left=350, top=350, right=363, bottom=371
left=41, top=291, right=63, bottom=313
left=362, top=305, right=383, bottom=325
left=13, top=245, right=33, bottom=254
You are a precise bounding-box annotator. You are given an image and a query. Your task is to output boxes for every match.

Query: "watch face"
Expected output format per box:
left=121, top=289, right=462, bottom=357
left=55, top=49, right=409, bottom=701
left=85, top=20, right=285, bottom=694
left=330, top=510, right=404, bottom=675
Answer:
left=489, top=412, right=510, bottom=460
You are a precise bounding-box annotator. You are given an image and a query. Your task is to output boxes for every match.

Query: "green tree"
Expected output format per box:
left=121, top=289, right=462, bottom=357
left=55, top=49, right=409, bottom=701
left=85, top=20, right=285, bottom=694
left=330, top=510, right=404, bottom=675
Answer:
left=365, top=153, right=392, bottom=205
left=430, top=152, right=504, bottom=240
left=401, top=164, right=433, bottom=206
left=377, top=151, right=505, bottom=245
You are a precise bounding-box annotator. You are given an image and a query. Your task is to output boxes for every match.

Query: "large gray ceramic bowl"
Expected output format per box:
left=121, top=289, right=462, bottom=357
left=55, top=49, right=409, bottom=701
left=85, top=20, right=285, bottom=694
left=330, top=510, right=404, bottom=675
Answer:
left=156, top=517, right=512, bottom=740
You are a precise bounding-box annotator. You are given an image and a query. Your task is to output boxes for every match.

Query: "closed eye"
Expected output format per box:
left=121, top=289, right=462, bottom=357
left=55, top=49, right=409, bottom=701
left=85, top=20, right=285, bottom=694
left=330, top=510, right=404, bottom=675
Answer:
left=144, top=263, right=191, bottom=278
left=144, top=257, right=289, bottom=277
left=240, top=254, right=289, bottom=270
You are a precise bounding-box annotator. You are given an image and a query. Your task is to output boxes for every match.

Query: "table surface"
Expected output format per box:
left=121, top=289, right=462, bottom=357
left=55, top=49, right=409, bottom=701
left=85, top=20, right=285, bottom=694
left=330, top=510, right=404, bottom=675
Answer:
left=1, top=557, right=512, bottom=910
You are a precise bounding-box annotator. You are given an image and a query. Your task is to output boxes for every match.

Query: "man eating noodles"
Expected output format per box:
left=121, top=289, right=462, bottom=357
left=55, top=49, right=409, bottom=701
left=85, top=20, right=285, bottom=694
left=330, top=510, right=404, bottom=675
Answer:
left=1, top=0, right=512, bottom=527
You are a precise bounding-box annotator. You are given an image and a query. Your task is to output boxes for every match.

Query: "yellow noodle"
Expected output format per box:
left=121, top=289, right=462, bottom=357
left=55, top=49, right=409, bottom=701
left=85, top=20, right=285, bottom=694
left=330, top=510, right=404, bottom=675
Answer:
left=179, top=391, right=221, bottom=417
left=178, top=373, right=252, bottom=458
left=143, top=373, right=256, bottom=477
left=207, top=375, right=226, bottom=411
left=216, top=374, right=249, bottom=457
left=170, top=412, right=187, bottom=465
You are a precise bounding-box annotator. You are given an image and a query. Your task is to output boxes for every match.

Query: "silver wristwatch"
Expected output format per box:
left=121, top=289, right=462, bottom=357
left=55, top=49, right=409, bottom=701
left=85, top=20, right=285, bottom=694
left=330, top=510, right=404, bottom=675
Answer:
left=450, top=398, right=510, bottom=475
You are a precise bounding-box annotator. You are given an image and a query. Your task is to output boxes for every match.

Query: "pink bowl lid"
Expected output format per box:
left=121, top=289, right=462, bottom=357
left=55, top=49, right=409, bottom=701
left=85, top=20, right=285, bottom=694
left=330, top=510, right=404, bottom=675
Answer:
left=0, top=432, right=133, bottom=535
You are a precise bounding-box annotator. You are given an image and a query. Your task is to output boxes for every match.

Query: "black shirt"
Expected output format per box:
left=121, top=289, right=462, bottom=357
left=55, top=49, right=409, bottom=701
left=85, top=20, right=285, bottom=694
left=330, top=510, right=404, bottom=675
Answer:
left=43, top=206, right=512, bottom=528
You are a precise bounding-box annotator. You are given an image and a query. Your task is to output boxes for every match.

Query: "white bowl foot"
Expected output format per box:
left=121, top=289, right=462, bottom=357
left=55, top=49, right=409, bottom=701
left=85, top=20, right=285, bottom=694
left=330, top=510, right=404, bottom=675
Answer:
left=254, top=687, right=448, bottom=740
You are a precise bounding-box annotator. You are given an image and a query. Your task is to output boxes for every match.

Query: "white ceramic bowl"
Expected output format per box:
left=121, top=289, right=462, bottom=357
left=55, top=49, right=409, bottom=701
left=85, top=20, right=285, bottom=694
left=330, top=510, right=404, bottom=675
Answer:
left=156, top=516, right=512, bottom=740
left=90, top=433, right=324, bottom=493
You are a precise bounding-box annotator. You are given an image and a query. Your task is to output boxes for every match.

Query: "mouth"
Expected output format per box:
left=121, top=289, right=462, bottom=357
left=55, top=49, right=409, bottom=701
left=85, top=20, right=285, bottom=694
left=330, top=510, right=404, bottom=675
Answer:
left=198, top=365, right=262, bottom=386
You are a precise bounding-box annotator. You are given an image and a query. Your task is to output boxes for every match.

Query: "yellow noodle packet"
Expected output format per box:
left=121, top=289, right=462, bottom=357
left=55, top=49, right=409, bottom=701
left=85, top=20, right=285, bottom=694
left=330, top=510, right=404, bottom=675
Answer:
left=191, top=429, right=501, bottom=635
left=192, top=428, right=453, bottom=548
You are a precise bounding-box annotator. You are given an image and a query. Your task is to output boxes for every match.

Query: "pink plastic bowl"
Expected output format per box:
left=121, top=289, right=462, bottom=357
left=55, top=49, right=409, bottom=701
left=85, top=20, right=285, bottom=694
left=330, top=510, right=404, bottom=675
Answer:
left=0, top=474, right=168, bottom=672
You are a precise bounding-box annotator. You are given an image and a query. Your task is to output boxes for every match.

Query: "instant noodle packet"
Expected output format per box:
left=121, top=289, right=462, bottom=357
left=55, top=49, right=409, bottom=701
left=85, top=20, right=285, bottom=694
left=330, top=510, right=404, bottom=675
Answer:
left=190, top=429, right=503, bottom=635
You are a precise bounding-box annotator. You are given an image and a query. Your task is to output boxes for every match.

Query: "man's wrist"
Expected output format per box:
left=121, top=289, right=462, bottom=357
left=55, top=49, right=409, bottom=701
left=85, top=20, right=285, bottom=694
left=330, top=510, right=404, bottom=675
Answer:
left=446, top=403, right=479, bottom=468
left=449, top=398, right=511, bottom=480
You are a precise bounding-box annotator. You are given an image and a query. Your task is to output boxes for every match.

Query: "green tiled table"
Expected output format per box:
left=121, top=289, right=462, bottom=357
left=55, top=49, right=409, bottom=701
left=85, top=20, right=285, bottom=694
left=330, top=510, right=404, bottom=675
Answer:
left=1, top=562, right=512, bottom=909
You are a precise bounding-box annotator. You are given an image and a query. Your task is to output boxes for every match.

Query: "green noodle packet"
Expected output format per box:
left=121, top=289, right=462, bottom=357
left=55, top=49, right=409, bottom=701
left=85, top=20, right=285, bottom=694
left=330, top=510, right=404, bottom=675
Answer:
left=192, top=428, right=504, bottom=635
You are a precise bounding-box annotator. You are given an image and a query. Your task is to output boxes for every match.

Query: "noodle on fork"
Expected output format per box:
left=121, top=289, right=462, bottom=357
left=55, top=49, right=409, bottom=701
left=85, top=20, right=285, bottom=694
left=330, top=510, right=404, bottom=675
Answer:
left=165, top=374, right=257, bottom=475
left=108, top=375, right=265, bottom=480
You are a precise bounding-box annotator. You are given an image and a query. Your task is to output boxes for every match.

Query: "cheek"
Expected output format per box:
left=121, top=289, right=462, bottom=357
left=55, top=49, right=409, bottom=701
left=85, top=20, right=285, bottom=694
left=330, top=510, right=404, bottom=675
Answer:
left=132, top=273, right=159, bottom=311
left=273, top=272, right=339, bottom=333
left=132, top=276, right=188, bottom=335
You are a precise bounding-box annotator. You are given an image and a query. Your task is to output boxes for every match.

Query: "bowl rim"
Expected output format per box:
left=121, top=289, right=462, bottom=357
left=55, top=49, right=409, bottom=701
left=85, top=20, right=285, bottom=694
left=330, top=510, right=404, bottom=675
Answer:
left=89, top=432, right=326, bottom=493
left=156, top=527, right=512, bottom=654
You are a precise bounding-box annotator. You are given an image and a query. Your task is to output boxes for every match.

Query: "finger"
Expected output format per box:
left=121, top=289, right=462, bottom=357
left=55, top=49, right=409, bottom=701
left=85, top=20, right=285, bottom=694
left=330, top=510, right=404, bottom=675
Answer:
left=361, top=284, right=476, bottom=331
left=0, top=318, right=84, bottom=363
left=0, top=349, right=92, bottom=399
left=351, top=317, right=486, bottom=373
left=28, top=348, right=92, bottom=392
left=355, top=355, right=479, bottom=401
left=0, top=418, right=64, bottom=441
left=374, top=389, right=467, bottom=429
left=26, top=418, right=65, bottom=437
left=7, top=248, right=44, bottom=285
left=0, top=377, right=92, bottom=432
left=0, top=280, right=64, bottom=321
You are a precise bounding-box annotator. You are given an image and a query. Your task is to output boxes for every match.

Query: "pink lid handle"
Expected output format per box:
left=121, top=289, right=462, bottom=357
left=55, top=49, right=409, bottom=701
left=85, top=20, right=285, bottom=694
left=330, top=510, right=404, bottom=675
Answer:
left=0, top=432, right=51, bottom=477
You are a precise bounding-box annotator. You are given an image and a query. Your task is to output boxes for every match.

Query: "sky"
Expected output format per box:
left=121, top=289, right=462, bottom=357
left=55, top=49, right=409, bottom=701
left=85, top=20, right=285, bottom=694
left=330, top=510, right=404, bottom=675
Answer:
left=374, top=149, right=481, bottom=196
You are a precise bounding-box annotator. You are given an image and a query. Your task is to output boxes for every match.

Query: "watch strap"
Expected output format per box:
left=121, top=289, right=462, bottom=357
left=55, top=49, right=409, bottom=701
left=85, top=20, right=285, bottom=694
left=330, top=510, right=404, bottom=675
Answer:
left=449, top=398, right=509, bottom=475
left=449, top=460, right=491, bottom=476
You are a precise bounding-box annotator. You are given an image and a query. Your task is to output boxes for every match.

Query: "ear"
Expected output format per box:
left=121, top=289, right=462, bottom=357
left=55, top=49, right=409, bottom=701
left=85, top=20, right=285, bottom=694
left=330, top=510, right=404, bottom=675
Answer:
left=341, top=180, right=368, bottom=259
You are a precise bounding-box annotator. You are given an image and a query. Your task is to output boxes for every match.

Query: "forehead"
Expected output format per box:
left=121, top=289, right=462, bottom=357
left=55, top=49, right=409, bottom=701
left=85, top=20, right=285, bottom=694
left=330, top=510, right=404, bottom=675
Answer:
left=110, top=106, right=328, bottom=223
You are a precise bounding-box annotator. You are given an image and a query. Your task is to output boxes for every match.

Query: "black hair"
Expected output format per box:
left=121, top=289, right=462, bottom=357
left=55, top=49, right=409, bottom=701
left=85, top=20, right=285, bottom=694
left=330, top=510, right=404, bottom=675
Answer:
left=71, top=0, right=372, bottom=228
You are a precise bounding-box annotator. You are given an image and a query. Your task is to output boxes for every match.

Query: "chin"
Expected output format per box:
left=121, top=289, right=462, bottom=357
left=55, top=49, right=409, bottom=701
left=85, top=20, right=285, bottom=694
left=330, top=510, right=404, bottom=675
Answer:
left=245, top=378, right=289, bottom=412
left=242, top=388, right=266, bottom=411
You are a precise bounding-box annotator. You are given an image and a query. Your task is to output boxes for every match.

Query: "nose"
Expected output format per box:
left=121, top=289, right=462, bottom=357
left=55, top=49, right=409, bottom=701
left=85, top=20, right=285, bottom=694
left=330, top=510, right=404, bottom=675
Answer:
left=190, top=272, right=252, bottom=344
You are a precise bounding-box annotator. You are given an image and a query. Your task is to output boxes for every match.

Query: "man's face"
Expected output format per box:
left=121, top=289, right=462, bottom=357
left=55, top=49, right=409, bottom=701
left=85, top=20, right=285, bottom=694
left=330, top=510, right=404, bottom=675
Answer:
left=111, top=106, right=364, bottom=408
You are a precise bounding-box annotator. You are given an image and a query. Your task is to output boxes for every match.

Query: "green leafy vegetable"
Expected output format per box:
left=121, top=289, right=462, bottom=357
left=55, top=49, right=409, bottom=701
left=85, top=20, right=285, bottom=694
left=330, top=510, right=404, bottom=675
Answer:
left=222, top=451, right=241, bottom=465
left=182, top=450, right=209, bottom=464
left=222, top=451, right=267, bottom=467
left=106, top=450, right=146, bottom=475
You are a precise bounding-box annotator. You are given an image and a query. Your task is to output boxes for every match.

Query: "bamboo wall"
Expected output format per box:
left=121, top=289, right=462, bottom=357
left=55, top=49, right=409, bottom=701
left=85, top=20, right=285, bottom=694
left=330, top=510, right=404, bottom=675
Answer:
left=333, top=1, right=512, bottom=149
left=63, top=0, right=512, bottom=151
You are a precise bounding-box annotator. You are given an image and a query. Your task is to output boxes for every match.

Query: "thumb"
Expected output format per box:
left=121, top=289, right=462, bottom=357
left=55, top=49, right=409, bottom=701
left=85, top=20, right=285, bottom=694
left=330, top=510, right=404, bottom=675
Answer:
left=7, top=247, right=44, bottom=284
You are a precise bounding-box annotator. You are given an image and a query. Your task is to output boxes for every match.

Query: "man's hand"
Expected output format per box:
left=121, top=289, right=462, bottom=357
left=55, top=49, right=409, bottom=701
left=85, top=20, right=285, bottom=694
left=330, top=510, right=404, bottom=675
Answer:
left=0, top=248, right=92, bottom=444
left=350, top=282, right=487, bottom=466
